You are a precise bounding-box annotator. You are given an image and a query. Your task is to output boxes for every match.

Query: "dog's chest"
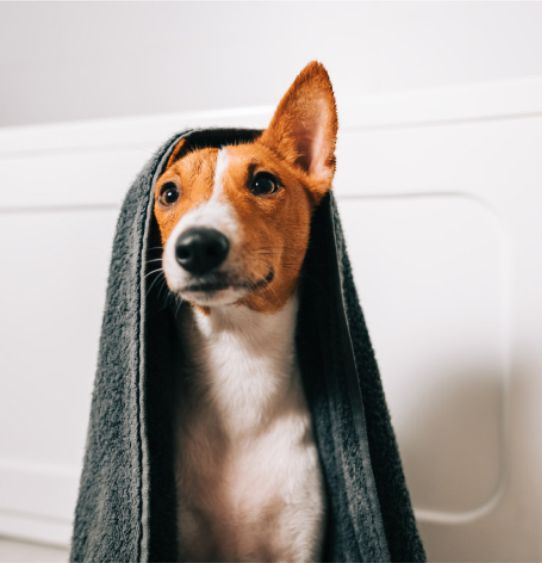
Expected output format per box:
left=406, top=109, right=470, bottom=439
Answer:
left=173, top=300, right=324, bottom=561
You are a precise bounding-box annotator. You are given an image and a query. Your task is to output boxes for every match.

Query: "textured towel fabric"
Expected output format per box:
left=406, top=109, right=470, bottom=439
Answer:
left=71, top=129, right=425, bottom=562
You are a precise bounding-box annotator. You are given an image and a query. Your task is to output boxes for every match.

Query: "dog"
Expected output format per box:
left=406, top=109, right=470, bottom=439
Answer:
left=153, top=61, right=338, bottom=562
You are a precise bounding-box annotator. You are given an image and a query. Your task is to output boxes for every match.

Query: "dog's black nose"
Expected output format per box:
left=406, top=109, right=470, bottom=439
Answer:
left=175, top=227, right=230, bottom=275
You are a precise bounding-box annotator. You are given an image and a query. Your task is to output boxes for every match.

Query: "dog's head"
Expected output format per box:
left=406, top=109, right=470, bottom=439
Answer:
left=154, top=61, right=338, bottom=312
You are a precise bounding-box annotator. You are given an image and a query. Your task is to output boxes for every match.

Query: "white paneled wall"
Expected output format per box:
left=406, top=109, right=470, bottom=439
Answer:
left=0, top=78, right=541, bottom=560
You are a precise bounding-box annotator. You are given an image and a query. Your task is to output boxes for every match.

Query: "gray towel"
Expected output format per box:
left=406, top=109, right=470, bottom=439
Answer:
left=70, top=128, right=425, bottom=562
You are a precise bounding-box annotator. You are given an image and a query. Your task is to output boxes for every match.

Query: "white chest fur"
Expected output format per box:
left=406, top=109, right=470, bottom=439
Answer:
left=173, top=296, right=325, bottom=562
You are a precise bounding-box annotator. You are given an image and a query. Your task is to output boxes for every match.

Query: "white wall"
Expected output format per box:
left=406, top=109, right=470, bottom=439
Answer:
left=1, top=1, right=542, bottom=127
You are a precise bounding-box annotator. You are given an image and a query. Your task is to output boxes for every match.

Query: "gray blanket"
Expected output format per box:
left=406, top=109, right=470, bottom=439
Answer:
left=70, top=128, right=425, bottom=562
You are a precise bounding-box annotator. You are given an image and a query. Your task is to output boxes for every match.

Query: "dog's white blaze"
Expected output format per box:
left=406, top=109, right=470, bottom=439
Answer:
left=162, top=149, right=243, bottom=297
left=212, top=148, right=229, bottom=199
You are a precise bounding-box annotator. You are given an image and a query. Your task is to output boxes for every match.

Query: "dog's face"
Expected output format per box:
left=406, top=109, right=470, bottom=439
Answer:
left=154, top=61, right=338, bottom=312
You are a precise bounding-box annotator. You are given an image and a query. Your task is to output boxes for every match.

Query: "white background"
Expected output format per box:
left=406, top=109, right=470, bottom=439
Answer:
left=1, top=1, right=542, bottom=127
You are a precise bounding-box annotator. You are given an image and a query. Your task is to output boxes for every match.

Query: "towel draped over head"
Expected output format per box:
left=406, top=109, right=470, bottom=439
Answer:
left=70, top=128, right=425, bottom=562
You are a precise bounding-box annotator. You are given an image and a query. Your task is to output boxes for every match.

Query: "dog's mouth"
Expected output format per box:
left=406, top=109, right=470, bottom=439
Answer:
left=181, top=269, right=274, bottom=295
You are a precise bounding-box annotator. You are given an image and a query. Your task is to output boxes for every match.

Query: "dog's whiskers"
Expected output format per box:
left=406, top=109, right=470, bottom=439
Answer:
left=144, top=267, right=164, bottom=279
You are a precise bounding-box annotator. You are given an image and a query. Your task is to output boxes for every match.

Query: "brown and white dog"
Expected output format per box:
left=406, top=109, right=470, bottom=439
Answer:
left=154, top=61, right=338, bottom=561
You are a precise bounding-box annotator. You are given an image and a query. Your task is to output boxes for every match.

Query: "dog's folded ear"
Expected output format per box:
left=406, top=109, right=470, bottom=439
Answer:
left=165, top=137, right=188, bottom=169
left=259, top=61, right=338, bottom=200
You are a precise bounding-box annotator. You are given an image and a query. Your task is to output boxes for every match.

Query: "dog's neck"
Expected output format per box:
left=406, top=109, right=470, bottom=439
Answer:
left=176, top=294, right=302, bottom=437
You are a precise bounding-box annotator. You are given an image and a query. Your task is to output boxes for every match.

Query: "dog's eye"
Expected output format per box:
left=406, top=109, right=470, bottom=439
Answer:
left=159, top=182, right=180, bottom=206
left=249, top=172, right=280, bottom=196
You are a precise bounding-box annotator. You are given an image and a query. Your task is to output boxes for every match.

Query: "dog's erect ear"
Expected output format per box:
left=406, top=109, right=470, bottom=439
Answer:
left=259, top=61, right=338, bottom=198
left=165, top=138, right=188, bottom=169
